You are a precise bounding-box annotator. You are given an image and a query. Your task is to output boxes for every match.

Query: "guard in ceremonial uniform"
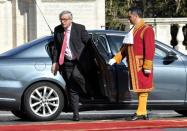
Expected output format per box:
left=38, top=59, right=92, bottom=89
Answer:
left=109, top=7, right=155, bottom=120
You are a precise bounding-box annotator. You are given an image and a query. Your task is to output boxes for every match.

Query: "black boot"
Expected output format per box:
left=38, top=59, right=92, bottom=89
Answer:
left=126, top=113, right=149, bottom=121
left=73, top=112, right=80, bottom=121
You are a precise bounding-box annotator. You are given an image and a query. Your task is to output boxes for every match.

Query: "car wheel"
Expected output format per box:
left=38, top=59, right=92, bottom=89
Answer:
left=23, top=82, right=64, bottom=121
left=175, top=110, right=187, bottom=116
left=11, top=110, right=28, bottom=120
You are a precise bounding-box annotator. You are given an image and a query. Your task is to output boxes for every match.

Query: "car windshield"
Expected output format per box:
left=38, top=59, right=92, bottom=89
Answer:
left=0, top=36, right=52, bottom=57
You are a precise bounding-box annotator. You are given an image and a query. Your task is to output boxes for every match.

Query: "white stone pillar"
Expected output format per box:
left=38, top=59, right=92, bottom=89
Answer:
left=177, top=24, right=186, bottom=54
left=27, top=1, right=37, bottom=41
left=15, top=0, right=28, bottom=46
left=0, top=0, right=13, bottom=53
left=96, top=0, right=105, bottom=29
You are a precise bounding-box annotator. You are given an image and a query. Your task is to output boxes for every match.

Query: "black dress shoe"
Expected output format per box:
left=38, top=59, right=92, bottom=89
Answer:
left=73, top=114, right=80, bottom=121
left=126, top=113, right=149, bottom=121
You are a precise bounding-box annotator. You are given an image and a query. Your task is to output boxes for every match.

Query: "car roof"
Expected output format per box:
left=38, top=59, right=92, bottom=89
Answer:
left=1, top=30, right=184, bottom=57
left=88, top=30, right=127, bottom=35
left=47, top=30, right=127, bottom=37
left=41, top=30, right=184, bottom=56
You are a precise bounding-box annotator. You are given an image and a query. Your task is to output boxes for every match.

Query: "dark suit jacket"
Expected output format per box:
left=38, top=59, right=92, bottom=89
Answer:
left=52, top=22, right=98, bottom=96
left=52, top=22, right=90, bottom=65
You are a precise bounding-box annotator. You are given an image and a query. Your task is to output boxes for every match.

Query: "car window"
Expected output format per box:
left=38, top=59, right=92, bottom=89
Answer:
left=0, top=39, right=40, bottom=57
left=15, top=40, right=51, bottom=58
left=0, top=36, right=53, bottom=58
left=94, top=35, right=110, bottom=61
left=155, top=47, right=167, bottom=58
left=107, top=35, right=124, bottom=54
left=98, top=36, right=109, bottom=53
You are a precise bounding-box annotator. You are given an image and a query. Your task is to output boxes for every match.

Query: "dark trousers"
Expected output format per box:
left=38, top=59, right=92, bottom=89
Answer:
left=60, top=59, right=85, bottom=114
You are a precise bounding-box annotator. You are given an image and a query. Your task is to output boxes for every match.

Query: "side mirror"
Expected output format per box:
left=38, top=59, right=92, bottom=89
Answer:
left=164, top=51, right=177, bottom=61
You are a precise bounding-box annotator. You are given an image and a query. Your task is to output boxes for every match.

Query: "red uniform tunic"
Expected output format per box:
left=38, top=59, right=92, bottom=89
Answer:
left=114, top=20, right=155, bottom=92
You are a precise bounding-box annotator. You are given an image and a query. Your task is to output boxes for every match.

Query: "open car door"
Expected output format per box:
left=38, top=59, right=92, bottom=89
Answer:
left=89, top=34, right=119, bottom=102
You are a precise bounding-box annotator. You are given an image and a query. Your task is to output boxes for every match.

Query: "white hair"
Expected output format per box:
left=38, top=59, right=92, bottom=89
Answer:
left=59, top=10, right=73, bottom=20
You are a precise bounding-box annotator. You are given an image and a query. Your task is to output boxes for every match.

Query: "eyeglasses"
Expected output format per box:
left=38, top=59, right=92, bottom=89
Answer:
left=59, top=18, right=70, bottom=21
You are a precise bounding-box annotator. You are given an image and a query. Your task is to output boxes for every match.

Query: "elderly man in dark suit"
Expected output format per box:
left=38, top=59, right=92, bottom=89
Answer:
left=51, top=10, right=90, bottom=121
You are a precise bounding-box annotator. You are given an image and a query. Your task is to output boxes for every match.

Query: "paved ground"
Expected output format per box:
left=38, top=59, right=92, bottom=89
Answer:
left=0, top=110, right=184, bottom=123
left=0, top=110, right=187, bottom=131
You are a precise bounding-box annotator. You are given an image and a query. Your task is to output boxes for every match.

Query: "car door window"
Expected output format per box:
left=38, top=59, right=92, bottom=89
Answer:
left=155, top=46, right=167, bottom=58
left=98, top=36, right=108, bottom=53
left=107, top=35, right=124, bottom=54
left=15, top=40, right=51, bottom=58
left=93, top=35, right=111, bottom=62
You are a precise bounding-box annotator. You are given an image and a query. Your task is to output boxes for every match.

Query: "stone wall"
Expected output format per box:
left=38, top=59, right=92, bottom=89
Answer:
left=0, top=0, right=105, bottom=53
left=36, top=0, right=105, bottom=37
left=0, top=0, right=13, bottom=52
left=1, top=0, right=186, bottom=55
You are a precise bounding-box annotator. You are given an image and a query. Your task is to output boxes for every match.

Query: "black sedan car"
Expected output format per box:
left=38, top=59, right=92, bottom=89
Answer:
left=0, top=30, right=187, bottom=121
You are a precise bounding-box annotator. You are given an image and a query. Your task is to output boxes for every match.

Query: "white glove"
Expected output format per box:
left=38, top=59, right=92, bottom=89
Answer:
left=108, top=59, right=116, bottom=65
left=144, top=69, right=151, bottom=75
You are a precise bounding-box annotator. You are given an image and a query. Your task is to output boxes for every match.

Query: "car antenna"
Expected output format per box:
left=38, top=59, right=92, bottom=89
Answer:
left=32, top=0, right=54, bottom=34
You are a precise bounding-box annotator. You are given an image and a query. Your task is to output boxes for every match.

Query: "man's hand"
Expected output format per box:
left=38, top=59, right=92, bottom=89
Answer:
left=108, top=59, right=116, bottom=65
left=51, top=63, right=59, bottom=76
left=144, top=69, right=151, bottom=75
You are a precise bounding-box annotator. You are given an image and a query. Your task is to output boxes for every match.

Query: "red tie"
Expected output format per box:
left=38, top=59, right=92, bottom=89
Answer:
left=59, top=31, right=68, bottom=65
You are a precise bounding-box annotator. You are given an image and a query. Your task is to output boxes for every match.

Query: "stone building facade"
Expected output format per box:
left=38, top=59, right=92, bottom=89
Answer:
left=0, top=0, right=105, bottom=53
left=1, top=0, right=187, bottom=54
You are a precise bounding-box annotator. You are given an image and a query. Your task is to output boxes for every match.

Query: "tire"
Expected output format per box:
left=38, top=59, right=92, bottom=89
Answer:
left=11, top=110, right=28, bottom=120
left=175, top=110, right=187, bottom=116
left=23, top=82, right=64, bottom=121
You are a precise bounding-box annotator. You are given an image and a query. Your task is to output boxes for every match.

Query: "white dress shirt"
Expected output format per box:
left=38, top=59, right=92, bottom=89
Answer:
left=64, top=24, right=76, bottom=60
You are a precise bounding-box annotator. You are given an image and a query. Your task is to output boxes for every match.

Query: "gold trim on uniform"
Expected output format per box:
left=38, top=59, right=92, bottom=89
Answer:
left=140, top=25, right=149, bottom=39
left=128, top=46, right=139, bottom=92
left=135, top=85, right=154, bottom=93
left=135, top=55, right=143, bottom=72
left=133, top=20, right=145, bottom=36
left=143, top=59, right=153, bottom=70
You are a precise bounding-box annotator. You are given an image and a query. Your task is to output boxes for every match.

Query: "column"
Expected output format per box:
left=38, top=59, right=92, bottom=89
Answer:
left=96, top=0, right=105, bottom=29
left=177, top=24, right=186, bottom=54
left=12, top=0, right=17, bottom=48
left=0, top=0, right=13, bottom=53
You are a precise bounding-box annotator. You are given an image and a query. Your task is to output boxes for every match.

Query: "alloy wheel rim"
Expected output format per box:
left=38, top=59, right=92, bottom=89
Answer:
left=29, top=86, right=60, bottom=117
